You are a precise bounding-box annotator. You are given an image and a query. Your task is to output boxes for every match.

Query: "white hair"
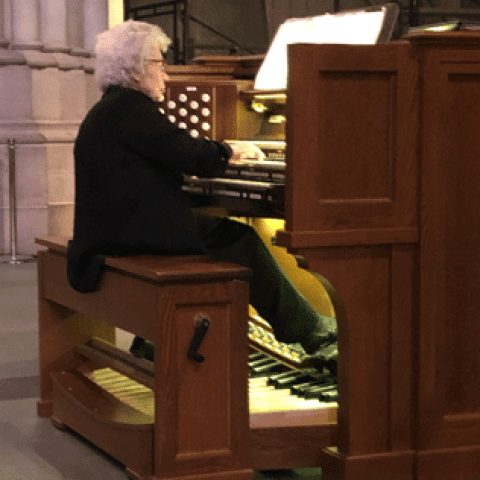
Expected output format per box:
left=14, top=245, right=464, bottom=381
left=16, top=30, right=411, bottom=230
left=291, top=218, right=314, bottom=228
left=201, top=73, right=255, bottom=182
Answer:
left=94, top=20, right=171, bottom=92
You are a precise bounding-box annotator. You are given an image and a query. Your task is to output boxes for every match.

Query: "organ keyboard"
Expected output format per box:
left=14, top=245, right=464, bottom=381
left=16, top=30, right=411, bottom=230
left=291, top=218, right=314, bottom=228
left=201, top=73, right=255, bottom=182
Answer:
left=182, top=138, right=286, bottom=216
left=226, top=140, right=286, bottom=163
left=158, top=76, right=288, bottom=218
left=183, top=139, right=287, bottom=217
left=182, top=175, right=285, bottom=217
left=224, top=160, right=285, bottom=184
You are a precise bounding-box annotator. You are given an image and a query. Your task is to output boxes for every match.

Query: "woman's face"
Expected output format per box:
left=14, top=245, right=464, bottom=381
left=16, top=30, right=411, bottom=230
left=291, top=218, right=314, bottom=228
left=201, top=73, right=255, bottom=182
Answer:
left=140, top=50, right=169, bottom=101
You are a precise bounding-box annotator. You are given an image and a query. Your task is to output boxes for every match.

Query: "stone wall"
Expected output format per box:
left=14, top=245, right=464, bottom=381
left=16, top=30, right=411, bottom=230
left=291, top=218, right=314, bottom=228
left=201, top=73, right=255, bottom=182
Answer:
left=0, top=0, right=108, bottom=255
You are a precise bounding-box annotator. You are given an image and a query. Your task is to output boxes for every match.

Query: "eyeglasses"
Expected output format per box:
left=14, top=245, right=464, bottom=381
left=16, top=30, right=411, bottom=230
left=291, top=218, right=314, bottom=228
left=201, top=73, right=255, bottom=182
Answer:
left=147, top=58, right=166, bottom=68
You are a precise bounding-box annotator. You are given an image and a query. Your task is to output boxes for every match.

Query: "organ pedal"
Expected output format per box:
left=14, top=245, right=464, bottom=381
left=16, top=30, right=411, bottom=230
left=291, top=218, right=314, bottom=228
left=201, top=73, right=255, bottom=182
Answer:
left=247, top=314, right=338, bottom=422
left=50, top=318, right=338, bottom=428
left=48, top=328, right=337, bottom=477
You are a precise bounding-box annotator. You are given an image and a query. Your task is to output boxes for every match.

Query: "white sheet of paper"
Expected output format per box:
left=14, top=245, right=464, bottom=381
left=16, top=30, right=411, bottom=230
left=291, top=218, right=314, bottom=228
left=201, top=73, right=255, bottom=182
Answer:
left=254, top=9, right=386, bottom=91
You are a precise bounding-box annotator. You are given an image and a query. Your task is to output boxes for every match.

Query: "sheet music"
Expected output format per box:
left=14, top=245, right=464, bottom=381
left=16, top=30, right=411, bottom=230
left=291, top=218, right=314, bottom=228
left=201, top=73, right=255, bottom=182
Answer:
left=254, top=9, right=386, bottom=91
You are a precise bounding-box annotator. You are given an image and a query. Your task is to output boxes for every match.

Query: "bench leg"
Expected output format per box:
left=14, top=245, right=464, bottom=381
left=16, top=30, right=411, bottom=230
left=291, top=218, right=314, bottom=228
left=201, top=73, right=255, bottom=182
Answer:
left=37, top=251, right=116, bottom=418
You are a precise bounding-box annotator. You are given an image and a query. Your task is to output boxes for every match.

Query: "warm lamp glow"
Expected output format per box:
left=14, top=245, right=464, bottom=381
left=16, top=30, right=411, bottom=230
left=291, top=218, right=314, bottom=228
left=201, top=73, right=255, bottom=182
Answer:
left=254, top=8, right=386, bottom=91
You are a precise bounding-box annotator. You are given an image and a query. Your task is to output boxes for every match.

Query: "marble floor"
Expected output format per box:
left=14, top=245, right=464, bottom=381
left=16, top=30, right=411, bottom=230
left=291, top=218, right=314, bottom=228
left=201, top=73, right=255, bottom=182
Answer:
left=0, top=260, right=324, bottom=480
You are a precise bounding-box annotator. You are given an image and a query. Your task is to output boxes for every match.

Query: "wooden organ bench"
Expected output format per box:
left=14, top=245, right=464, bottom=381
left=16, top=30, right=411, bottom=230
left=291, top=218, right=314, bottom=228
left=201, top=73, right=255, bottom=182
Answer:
left=36, top=236, right=338, bottom=480
left=36, top=236, right=253, bottom=480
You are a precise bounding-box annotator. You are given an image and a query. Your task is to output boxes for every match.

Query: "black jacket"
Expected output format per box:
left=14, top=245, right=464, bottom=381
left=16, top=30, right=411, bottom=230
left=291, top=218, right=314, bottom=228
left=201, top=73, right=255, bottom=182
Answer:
left=67, top=85, right=232, bottom=292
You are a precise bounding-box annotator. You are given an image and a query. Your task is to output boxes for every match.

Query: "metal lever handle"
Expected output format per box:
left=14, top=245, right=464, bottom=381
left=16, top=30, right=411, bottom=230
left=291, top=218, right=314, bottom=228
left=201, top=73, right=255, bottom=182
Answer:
left=188, top=314, right=210, bottom=363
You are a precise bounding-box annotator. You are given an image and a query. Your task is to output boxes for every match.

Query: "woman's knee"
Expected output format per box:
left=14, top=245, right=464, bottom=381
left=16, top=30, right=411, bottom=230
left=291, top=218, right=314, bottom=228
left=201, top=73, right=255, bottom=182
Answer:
left=209, top=218, right=256, bottom=248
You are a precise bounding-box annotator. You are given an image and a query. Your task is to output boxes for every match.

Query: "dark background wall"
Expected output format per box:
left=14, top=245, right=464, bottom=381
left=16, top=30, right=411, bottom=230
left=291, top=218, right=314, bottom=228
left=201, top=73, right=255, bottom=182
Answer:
left=126, top=0, right=269, bottom=61
left=125, top=0, right=480, bottom=63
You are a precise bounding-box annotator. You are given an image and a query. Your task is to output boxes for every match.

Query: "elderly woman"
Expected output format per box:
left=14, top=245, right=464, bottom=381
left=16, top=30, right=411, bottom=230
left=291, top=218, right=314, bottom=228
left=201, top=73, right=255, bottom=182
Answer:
left=67, top=20, right=337, bottom=373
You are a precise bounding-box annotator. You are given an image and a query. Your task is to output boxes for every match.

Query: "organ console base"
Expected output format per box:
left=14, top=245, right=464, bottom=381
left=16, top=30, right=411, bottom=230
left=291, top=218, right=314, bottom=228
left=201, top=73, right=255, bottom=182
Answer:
left=49, top=356, right=338, bottom=476
left=35, top=237, right=338, bottom=480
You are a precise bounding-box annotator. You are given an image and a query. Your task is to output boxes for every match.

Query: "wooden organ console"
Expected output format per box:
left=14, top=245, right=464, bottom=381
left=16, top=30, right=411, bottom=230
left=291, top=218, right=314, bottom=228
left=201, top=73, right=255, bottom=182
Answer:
left=36, top=30, right=480, bottom=480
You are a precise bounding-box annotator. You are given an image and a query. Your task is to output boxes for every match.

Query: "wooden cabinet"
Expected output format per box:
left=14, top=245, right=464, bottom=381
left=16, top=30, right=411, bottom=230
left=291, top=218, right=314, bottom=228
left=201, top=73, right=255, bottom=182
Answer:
left=277, top=32, right=480, bottom=480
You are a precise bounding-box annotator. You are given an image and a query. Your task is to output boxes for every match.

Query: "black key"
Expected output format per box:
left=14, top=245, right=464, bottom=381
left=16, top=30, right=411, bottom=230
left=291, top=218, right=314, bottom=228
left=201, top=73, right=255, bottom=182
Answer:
left=290, top=381, right=325, bottom=396
left=251, top=359, right=284, bottom=377
left=267, top=370, right=300, bottom=383
left=302, top=385, right=337, bottom=399
left=249, top=351, right=266, bottom=362
left=319, top=389, right=339, bottom=402
left=301, top=383, right=336, bottom=392
left=273, top=371, right=314, bottom=389
left=270, top=370, right=298, bottom=381
left=292, top=380, right=335, bottom=393
left=268, top=370, right=304, bottom=387
left=248, top=356, right=275, bottom=369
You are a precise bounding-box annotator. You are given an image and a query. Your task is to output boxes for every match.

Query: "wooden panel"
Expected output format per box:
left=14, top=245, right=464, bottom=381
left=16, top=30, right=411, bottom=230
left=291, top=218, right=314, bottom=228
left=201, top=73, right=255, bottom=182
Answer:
left=175, top=304, right=233, bottom=456
left=249, top=424, right=336, bottom=470
left=317, top=71, right=396, bottom=202
left=154, top=279, right=251, bottom=478
left=37, top=251, right=116, bottom=417
left=320, top=448, right=416, bottom=480
left=276, top=227, right=418, bottom=248
left=418, top=47, right=480, bottom=451
left=285, top=43, right=418, bottom=240
left=36, top=237, right=251, bottom=284
left=301, top=246, right=393, bottom=455
left=292, top=243, right=416, bottom=462
left=389, top=245, right=417, bottom=452
left=417, top=445, right=480, bottom=480
left=51, top=370, right=154, bottom=478
left=160, top=80, right=259, bottom=141
left=444, top=71, right=480, bottom=415
left=42, top=251, right=159, bottom=341
left=40, top=249, right=249, bottom=343
left=278, top=44, right=419, bottom=466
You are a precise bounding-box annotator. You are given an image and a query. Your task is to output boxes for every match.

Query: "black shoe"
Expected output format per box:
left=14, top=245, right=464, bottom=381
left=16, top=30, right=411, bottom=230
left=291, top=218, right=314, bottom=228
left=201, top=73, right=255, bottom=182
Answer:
left=301, top=313, right=337, bottom=352
left=307, top=342, right=338, bottom=376
left=129, top=336, right=155, bottom=362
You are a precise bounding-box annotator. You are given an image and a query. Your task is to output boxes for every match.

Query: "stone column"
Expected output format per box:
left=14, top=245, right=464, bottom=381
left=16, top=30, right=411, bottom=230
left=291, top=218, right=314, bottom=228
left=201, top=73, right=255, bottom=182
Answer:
left=40, top=0, right=69, bottom=52
left=66, top=0, right=86, bottom=55
left=0, top=0, right=107, bottom=256
left=0, top=0, right=9, bottom=47
left=84, top=0, right=108, bottom=52
left=11, top=0, right=43, bottom=50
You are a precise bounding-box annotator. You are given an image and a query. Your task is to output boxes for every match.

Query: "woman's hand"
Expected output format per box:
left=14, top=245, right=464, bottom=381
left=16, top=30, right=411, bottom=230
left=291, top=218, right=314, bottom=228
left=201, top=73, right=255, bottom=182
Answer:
left=226, top=141, right=266, bottom=164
